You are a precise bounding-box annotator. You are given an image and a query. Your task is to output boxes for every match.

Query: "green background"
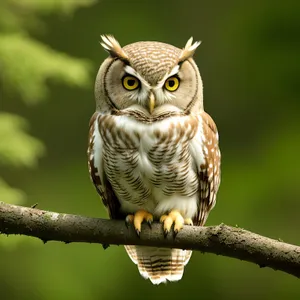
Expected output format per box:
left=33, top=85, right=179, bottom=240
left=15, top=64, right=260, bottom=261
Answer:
left=1, top=0, right=300, bottom=299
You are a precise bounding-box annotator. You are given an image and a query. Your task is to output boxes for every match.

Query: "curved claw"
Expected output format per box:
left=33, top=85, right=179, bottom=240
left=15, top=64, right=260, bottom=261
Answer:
left=174, top=229, right=179, bottom=238
left=160, top=210, right=185, bottom=237
left=126, top=210, right=153, bottom=236
left=136, top=229, right=141, bottom=237
left=164, top=229, right=169, bottom=237
left=184, top=218, right=193, bottom=226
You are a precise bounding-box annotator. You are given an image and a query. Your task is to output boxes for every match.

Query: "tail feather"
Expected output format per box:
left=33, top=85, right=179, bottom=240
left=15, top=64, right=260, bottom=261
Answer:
left=124, top=245, right=192, bottom=285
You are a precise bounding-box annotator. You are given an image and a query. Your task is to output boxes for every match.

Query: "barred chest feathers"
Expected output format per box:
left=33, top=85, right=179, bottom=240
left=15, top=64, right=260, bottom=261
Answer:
left=89, top=35, right=221, bottom=285
left=92, top=113, right=205, bottom=220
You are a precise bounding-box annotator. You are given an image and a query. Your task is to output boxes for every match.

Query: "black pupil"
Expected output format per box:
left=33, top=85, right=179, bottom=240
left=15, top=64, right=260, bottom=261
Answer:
left=168, top=80, right=175, bottom=87
left=127, top=79, right=135, bottom=86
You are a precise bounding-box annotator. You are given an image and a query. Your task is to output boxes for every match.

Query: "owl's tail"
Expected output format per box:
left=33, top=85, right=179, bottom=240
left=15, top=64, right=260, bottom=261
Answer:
left=124, top=245, right=192, bottom=285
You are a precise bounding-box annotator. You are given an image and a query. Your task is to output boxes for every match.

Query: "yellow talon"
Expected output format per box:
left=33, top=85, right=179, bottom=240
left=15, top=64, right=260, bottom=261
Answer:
left=160, top=210, right=185, bottom=236
left=184, top=218, right=193, bottom=226
left=125, top=210, right=153, bottom=236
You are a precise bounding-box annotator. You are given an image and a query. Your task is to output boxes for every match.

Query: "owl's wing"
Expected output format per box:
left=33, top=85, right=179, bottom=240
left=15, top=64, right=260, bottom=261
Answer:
left=87, top=112, right=121, bottom=219
left=194, top=111, right=221, bottom=226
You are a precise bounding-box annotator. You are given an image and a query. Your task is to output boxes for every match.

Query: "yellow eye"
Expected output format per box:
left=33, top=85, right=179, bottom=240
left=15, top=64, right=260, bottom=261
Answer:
left=122, top=75, right=139, bottom=90
left=164, top=76, right=180, bottom=92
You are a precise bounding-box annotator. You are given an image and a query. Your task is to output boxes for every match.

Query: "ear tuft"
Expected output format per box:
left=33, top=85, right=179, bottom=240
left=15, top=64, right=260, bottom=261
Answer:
left=178, top=37, right=201, bottom=62
left=100, top=34, right=129, bottom=62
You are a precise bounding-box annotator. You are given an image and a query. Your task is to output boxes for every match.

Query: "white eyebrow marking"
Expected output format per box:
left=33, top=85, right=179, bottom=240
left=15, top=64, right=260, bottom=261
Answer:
left=124, top=65, right=150, bottom=104
left=155, top=65, right=180, bottom=89
left=124, top=65, right=151, bottom=88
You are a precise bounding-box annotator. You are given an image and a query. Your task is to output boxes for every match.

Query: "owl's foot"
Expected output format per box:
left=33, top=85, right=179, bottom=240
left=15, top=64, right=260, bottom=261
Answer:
left=125, top=210, right=153, bottom=237
left=184, top=218, right=194, bottom=226
left=160, top=210, right=193, bottom=236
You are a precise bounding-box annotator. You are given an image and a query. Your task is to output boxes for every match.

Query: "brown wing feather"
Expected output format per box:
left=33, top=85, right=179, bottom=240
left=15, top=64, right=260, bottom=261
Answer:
left=87, top=112, right=121, bottom=219
left=194, top=111, right=221, bottom=226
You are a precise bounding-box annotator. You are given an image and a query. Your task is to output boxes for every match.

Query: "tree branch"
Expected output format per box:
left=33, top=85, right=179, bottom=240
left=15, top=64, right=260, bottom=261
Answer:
left=0, top=202, right=299, bottom=278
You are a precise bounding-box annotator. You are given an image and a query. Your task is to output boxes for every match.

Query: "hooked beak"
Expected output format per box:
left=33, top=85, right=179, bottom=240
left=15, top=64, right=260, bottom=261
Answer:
left=149, top=92, right=155, bottom=114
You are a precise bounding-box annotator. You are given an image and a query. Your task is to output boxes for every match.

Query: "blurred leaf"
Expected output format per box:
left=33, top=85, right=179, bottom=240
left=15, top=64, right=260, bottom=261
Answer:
left=0, top=113, right=44, bottom=167
left=0, top=0, right=95, bottom=278
left=0, top=34, right=91, bottom=104
left=0, top=0, right=96, bottom=33
left=0, top=178, right=25, bottom=204
left=11, top=0, right=96, bottom=15
left=0, top=2, right=28, bottom=32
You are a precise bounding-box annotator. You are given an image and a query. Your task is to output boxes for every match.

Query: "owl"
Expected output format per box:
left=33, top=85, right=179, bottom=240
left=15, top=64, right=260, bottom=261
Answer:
left=87, top=35, right=221, bottom=285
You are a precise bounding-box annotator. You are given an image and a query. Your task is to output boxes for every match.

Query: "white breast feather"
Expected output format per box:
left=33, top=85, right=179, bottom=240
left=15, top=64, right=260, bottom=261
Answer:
left=92, top=117, right=104, bottom=189
left=93, top=115, right=205, bottom=220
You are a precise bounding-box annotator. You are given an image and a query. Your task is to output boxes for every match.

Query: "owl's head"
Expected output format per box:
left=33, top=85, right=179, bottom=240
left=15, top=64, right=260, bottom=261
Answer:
left=95, top=35, right=203, bottom=118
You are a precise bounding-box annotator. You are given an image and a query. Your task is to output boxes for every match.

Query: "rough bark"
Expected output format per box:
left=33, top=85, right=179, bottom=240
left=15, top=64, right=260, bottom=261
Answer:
left=0, top=202, right=299, bottom=278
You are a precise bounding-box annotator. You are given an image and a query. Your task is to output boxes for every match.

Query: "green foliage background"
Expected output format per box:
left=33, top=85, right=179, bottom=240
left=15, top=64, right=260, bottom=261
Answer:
left=1, top=0, right=300, bottom=299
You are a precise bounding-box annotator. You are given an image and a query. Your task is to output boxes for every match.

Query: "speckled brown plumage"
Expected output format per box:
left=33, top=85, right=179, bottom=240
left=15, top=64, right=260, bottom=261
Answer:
left=124, top=42, right=182, bottom=84
left=88, top=35, right=221, bottom=285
